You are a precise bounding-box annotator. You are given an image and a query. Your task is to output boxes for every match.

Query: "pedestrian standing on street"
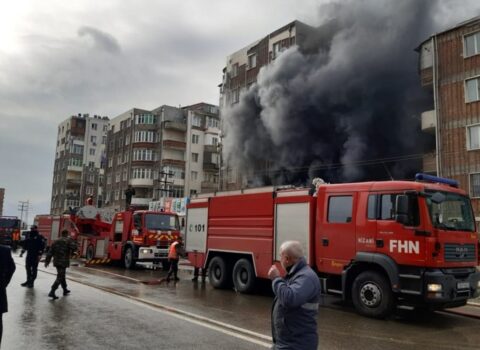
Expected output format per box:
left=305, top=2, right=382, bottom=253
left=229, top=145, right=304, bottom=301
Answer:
left=191, top=267, right=207, bottom=282
left=166, top=237, right=184, bottom=283
left=268, top=240, right=321, bottom=350
left=0, top=245, right=16, bottom=346
left=19, top=225, right=45, bottom=288
left=44, top=230, right=78, bottom=300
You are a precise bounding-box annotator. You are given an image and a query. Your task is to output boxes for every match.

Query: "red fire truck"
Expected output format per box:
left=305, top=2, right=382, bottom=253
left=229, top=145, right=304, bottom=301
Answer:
left=186, top=174, right=480, bottom=318
left=34, top=214, right=76, bottom=248
left=72, top=205, right=181, bottom=269
left=0, top=216, right=21, bottom=248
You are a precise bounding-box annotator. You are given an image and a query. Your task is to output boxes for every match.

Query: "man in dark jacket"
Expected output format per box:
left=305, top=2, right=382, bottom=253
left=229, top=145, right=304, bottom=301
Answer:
left=268, top=241, right=321, bottom=350
left=45, top=230, right=77, bottom=299
left=0, top=245, right=16, bottom=345
left=20, top=225, right=45, bottom=288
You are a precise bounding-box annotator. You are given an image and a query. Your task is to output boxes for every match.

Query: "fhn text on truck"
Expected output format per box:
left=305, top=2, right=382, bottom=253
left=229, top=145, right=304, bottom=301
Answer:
left=185, top=174, right=480, bottom=318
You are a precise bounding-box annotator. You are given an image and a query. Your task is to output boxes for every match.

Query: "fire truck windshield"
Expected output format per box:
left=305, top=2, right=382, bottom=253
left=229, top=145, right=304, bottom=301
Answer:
left=145, top=214, right=179, bottom=231
left=425, top=191, right=475, bottom=232
left=0, top=218, right=21, bottom=229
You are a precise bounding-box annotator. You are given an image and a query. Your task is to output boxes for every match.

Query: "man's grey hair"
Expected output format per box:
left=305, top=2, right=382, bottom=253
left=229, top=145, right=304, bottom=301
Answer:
left=280, top=241, right=304, bottom=259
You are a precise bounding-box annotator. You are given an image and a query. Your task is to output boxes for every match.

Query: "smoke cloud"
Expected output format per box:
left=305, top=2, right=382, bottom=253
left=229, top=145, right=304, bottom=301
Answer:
left=222, top=0, right=473, bottom=186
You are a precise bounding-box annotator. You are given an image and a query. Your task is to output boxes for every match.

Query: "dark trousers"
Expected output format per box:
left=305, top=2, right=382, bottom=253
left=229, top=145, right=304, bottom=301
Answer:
left=25, top=258, right=39, bottom=285
left=0, top=314, right=3, bottom=347
left=166, top=259, right=179, bottom=280
left=51, top=267, right=67, bottom=291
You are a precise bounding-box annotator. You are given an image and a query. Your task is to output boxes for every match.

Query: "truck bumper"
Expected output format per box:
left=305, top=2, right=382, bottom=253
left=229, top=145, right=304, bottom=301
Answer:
left=423, top=268, right=480, bottom=307
left=137, top=246, right=169, bottom=262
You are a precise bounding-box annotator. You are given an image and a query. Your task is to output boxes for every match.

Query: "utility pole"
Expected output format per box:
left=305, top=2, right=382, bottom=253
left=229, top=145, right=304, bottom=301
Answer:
left=18, top=200, right=31, bottom=229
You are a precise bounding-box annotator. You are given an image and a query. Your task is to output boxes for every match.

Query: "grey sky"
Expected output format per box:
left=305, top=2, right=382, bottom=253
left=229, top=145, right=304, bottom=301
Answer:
left=0, top=0, right=478, bottom=222
left=0, top=0, right=320, bottom=221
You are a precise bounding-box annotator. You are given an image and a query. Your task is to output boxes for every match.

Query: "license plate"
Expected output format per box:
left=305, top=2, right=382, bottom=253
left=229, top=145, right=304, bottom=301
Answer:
left=457, top=282, right=470, bottom=289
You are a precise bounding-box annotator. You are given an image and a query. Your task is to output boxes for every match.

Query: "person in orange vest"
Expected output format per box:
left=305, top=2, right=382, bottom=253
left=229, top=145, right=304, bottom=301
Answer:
left=165, top=237, right=183, bottom=283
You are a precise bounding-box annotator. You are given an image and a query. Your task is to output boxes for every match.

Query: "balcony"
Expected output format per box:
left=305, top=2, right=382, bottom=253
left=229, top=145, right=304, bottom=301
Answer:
left=67, top=165, right=83, bottom=172
left=204, top=145, right=219, bottom=153
left=161, top=159, right=186, bottom=167
left=131, top=197, right=153, bottom=206
left=163, top=140, right=186, bottom=150
left=422, top=153, right=437, bottom=174
left=66, top=179, right=81, bottom=189
left=421, top=110, right=436, bottom=133
left=203, top=162, right=219, bottom=171
left=164, top=121, right=187, bottom=132
left=129, top=178, right=154, bottom=187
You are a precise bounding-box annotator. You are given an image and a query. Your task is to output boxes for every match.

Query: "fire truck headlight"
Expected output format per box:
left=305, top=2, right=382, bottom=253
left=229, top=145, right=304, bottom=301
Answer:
left=427, top=283, right=443, bottom=292
left=141, top=249, right=150, bottom=254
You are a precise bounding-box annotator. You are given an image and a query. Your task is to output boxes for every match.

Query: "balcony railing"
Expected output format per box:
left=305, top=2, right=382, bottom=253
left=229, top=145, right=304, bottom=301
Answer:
left=163, top=140, right=186, bottom=150
left=129, top=178, right=154, bottom=187
left=161, top=159, right=186, bottom=167
left=204, top=145, right=218, bottom=153
left=164, top=121, right=187, bottom=132
left=201, top=181, right=217, bottom=190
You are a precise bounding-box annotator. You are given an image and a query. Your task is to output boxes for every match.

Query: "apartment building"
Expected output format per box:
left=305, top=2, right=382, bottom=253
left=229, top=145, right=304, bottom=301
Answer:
left=418, top=16, right=480, bottom=218
left=104, top=103, right=220, bottom=210
left=218, top=20, right=315, bottom=189
left=51, top=114, right=109, bottom=214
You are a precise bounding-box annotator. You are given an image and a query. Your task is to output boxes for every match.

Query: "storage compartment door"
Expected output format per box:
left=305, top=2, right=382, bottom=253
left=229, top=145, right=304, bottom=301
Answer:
left=186, top=207, right=208, bottom=253
left=274, top=202, right=310, bottom=264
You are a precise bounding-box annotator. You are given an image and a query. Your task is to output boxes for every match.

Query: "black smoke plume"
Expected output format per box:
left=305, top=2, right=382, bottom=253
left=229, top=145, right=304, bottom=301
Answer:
left=222, top=0, right=473, bottom=186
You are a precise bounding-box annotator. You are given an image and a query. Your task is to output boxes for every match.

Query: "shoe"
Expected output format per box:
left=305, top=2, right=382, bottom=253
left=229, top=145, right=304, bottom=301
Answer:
left=174, top=277, right=180, bottom=281
left=48, top=291, right=59, bottom=300
left=21, top=282, right=29, bottom=287
left=27, top=284, right=34, bottom=288
left=166, top=278, right=170, bottom=283
left=191, top=276, right=198, bottom=282
left=63, top=289, right=71, bottom=296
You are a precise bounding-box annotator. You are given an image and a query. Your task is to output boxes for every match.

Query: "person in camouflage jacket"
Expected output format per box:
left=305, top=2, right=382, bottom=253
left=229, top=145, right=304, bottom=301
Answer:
left=45, top=230, right=77, bottom=300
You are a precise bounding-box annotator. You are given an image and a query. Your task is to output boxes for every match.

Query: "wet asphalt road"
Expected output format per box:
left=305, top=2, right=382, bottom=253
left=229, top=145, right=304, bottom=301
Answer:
left=4, top=253, right=480, bottom=350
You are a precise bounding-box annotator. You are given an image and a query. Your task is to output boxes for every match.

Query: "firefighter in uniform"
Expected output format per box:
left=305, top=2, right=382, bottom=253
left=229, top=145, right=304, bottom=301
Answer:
left=166, top=237, right=183, bottom=282
left=20, top=225, right=45, bottom=288
left=45, top=230, right=78, bottom=299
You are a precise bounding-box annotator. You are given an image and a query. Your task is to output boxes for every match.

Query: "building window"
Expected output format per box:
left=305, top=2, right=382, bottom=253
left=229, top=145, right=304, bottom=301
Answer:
left=123, top=152, right=129, bottom=163
left=102, top=136, right=107, bottom=144
left=125, top=134, right=130, bottom=145
left=92, top=123, right=98, bottom=130
left=91, top=135, right=97, bottom=143
left=190, top=189, right=197, bottom=196
left=117, top=154, right=122, bottom=164
left=232, top=88, right=240, bottom=104
left=114, top=190, right=120, bottom=201
left=470, top=173, right=480, bottom=198
left=162, top=166, right=184, bottom=180
left=108, top=158, right=113, bottom=168
left=467, top=124, right=480, bottom=150
left=107, top=175, right=112, bottom=185
left=89, top=148, right=95, bottom=156
left=86, top=186, right=94, bottom=195
left=191, top=171, right=198, bottom=180
left=232, top=63, right=238, bottom=77
left=88, top=174, right=95, bottom=183
left=465, top=31, right=480, bottom=57
left=273, top=42, right=281, bottom=58
left=133, top=149, right=154, bottom=161
left=206, top=117, right=219, bottom=128
left=192, top=134, right=199, bottom=144
left=123, top=168, right=128, bottom=181
left=103, top=124, right=108, bottom=132
left=116, top=172, right=121, bottom=183
left=135, top=114, right=157, bottom=125
left=134, top=131, right=156, bottom=143
left=465, top=77, right=480, bottom=102
left=248, top=53, right=257, bottom=69
left=192, top=153, right=199, bottom=162
left=192, top=115, right=202, bottom=127
left=73, top=145, right=84, bottom=155
left=132, top=168, right=152, bottom=179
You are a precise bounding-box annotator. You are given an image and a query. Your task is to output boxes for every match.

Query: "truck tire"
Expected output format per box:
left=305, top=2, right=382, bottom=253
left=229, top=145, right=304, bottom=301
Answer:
left=352, top=271, right=394, bottom=319
left=233, top=259, right=256, bottom=293
left=208, top=256, right=231, bottom=289
left=86, top=245, right=95, bottom=261
left=123, top=246, right=136, bottom=269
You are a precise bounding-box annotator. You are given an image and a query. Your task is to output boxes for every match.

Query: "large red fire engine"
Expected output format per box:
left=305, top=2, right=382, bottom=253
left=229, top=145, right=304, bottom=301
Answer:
left=71, top=205, right=181, bottom=269
left=186, top=174, right=480, bottom=318
left=34, top=214, right=76, bottom=247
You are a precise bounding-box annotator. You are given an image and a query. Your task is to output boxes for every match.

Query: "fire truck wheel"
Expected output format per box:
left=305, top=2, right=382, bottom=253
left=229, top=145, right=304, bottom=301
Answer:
left=208, top=256, right=231, bottom=289
left=232, top=259, right=256, bottom=293
left=351, top=271, right=394, bottom=319
left=123, top=246, right=136, bottom=269
left=86, top=245, right=94, bottom=261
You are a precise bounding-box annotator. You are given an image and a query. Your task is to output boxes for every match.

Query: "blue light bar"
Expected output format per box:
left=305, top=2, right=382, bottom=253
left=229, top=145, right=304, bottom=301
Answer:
left=415, top=173, right=458, bottom=188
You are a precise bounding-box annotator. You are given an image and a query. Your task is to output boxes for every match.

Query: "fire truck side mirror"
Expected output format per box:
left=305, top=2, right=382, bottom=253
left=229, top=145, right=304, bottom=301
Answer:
left=395, top=195, right=409, bottom=225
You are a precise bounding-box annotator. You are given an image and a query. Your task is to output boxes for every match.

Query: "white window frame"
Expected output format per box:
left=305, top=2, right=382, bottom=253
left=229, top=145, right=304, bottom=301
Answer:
left=465, top=76, right=480, bottom=103
left=248, top=53, right=257, bottom=69
left=466, top=123, right=480, bottom=150
left=192, top=153, right=199, bottom=162
left=464, top=31, right=480, bottom=58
